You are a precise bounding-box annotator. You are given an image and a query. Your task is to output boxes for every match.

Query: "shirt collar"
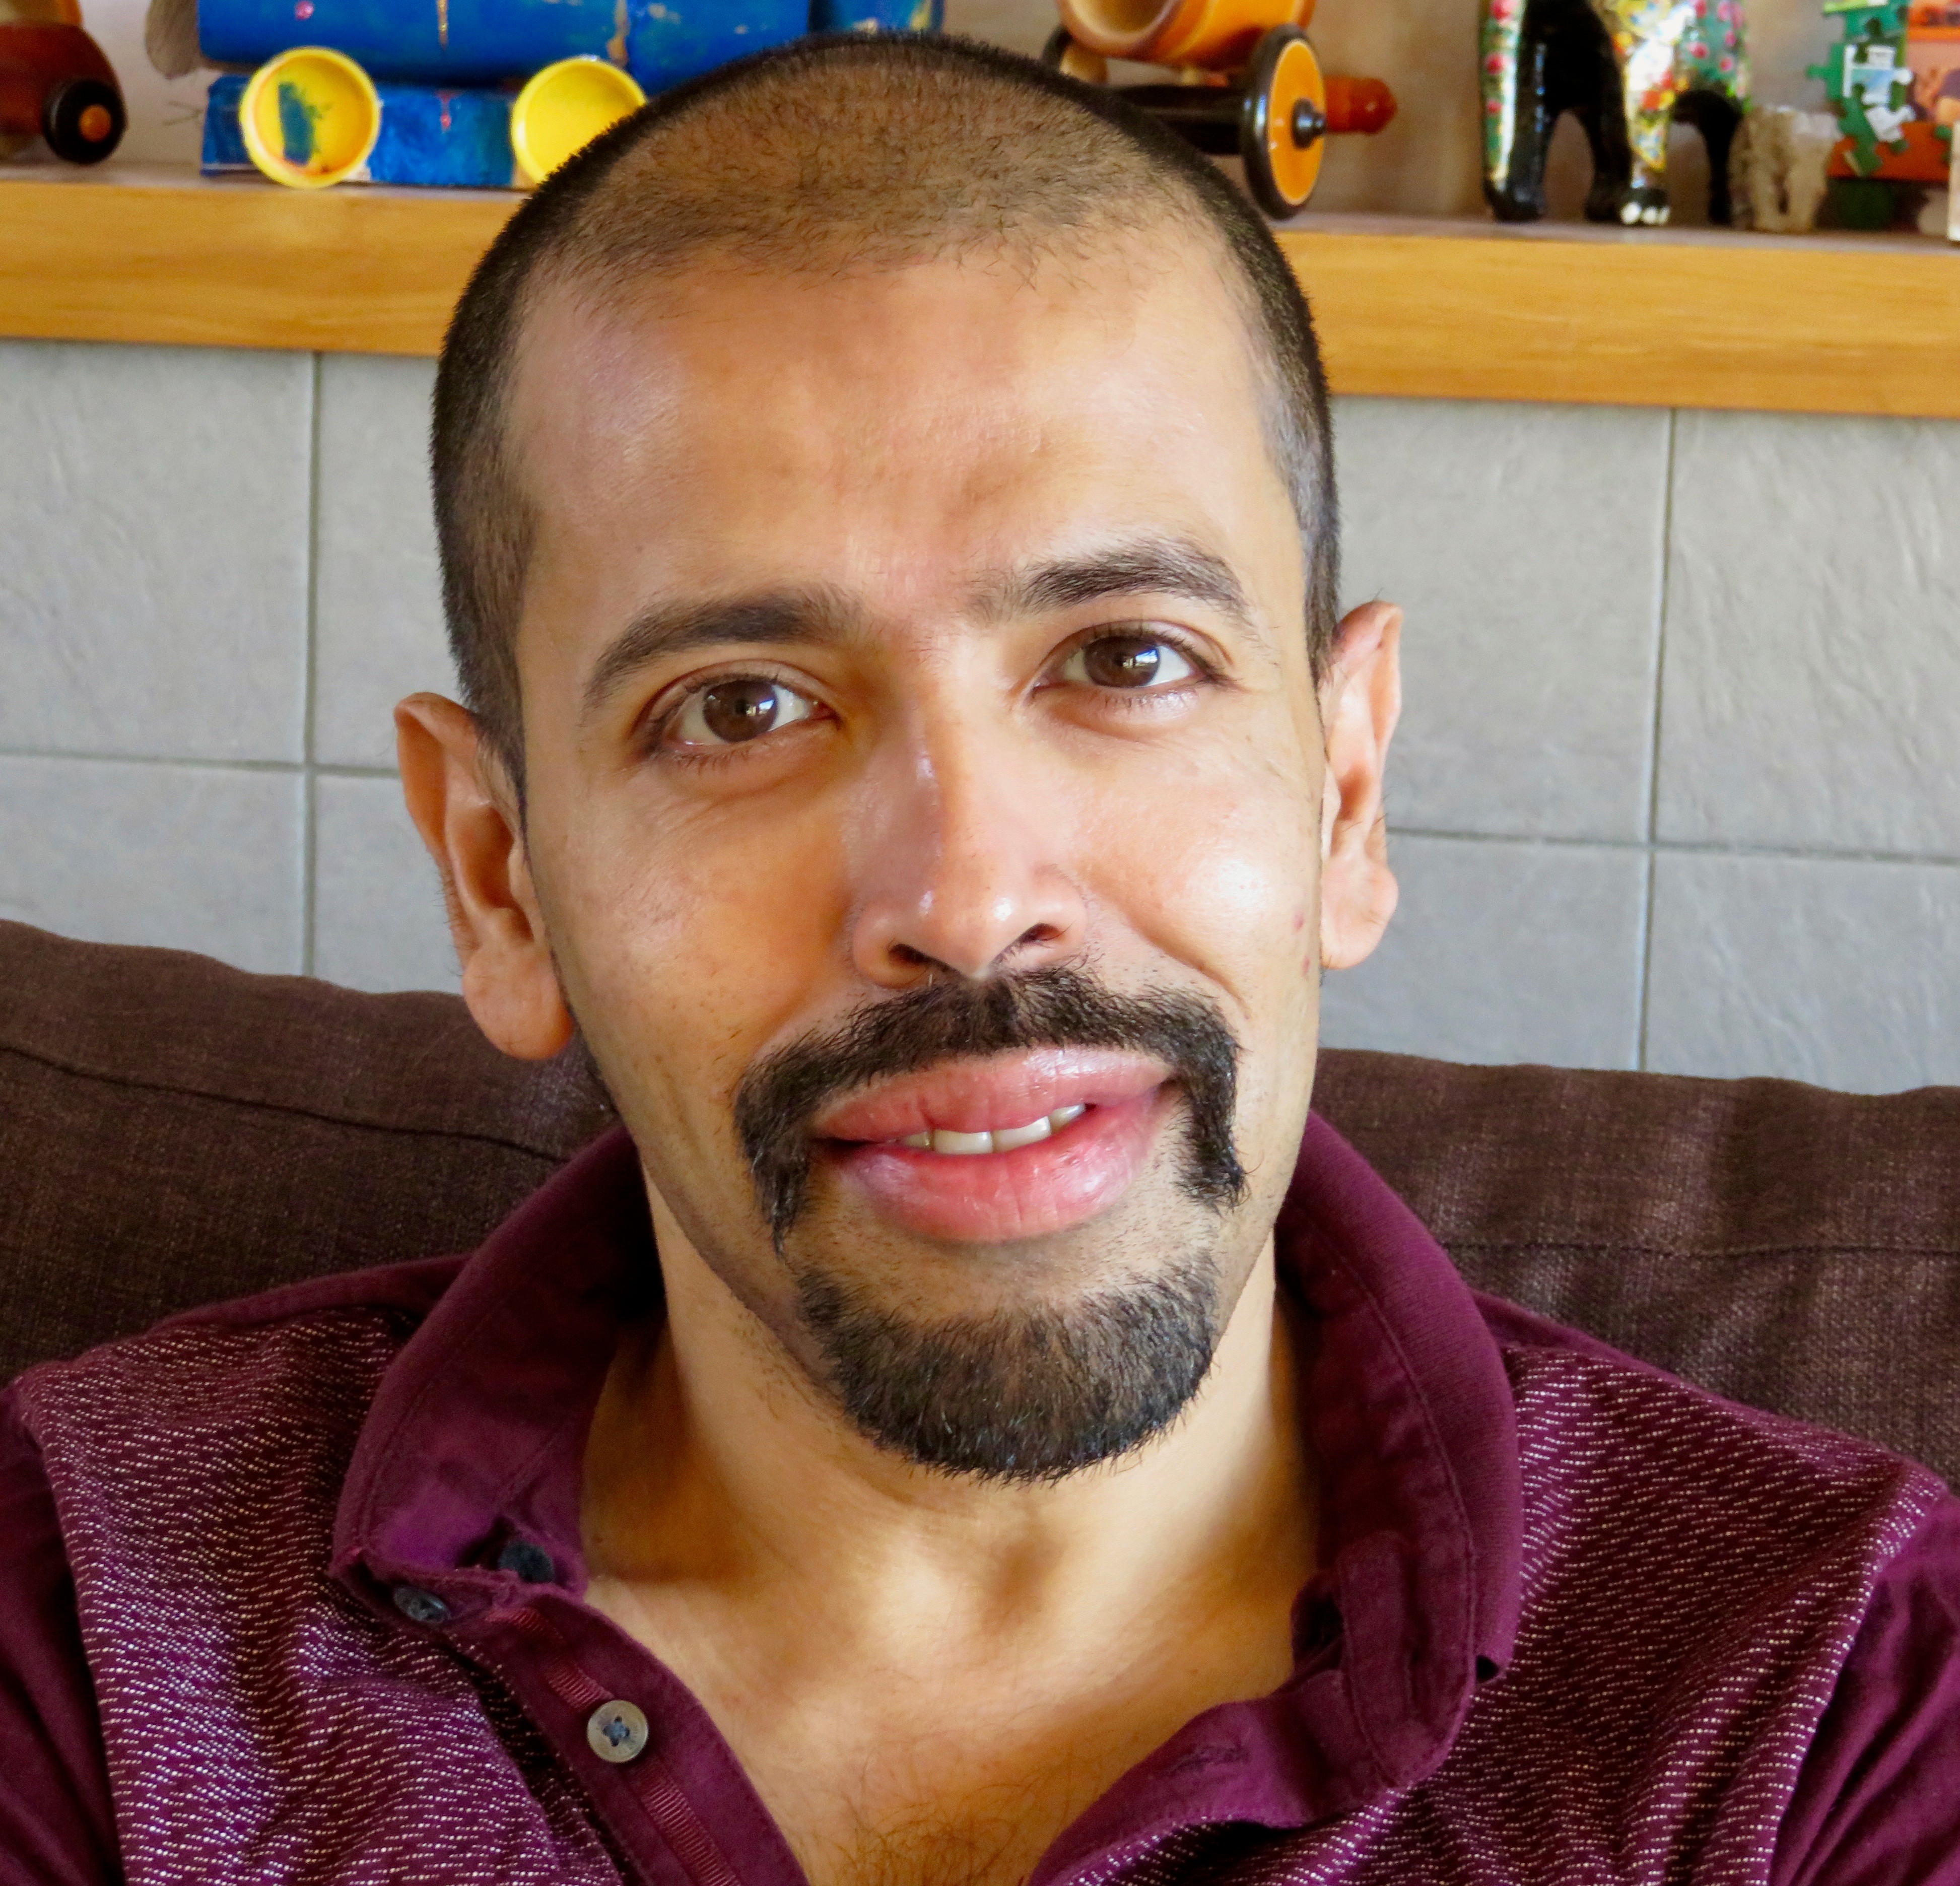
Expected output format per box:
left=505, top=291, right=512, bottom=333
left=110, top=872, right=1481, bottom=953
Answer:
left=333, top=1113, right=1520, bottom=1817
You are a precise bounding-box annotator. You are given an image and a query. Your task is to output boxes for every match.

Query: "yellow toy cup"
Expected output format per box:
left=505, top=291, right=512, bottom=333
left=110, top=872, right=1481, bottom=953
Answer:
left=238, top=46, right=380, bottom=189
left=510, top=56, right=647, bottom=188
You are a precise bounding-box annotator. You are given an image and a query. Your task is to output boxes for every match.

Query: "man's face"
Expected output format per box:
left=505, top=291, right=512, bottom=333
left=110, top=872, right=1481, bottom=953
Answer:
left=450, top=230, right=1363, bottom=1474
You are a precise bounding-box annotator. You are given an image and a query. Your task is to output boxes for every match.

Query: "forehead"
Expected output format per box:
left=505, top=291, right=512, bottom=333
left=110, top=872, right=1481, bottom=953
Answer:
left=503, top=232, right=1298, bottom=648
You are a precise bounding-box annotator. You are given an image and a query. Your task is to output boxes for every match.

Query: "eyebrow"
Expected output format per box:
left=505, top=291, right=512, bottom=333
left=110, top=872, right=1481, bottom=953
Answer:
left=985, top=538, right=1258, bottom=633
left=580, top=589, right=857, bottom=726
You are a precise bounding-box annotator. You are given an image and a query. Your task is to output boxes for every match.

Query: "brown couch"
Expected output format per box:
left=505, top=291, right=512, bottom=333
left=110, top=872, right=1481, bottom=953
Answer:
left=4, top=916, right=1957, bottom=1484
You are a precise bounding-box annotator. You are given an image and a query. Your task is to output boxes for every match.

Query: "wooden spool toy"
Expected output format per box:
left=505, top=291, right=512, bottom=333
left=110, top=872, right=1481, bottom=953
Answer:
left=1043, top=0, right=1395, bottom=217
left=0, top=1, right=127, bottom=166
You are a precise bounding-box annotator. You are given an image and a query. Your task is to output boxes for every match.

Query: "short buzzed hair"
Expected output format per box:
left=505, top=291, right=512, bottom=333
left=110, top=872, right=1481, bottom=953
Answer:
left=433, top=33, right=1337, bottom=784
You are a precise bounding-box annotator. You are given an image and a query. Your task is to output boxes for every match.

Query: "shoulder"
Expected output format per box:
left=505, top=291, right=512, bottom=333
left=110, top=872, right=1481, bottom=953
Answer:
left=148, top=1250, right=467, bottom=1340
left=11, top=1253, right=465, bottom=1479
left=1442, top=1296, right=1956, bottom=1870
left=16, top=1251, right=464, bottom=1383
left=1478, top=1293, right=1944, bottom=1560
left=1475, top=1289, right=1945, bottom=1730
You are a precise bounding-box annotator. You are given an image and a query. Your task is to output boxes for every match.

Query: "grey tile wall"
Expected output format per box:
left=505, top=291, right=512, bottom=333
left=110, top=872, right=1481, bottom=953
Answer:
left=1335, top=396, right=1670, bottom=844
left=1317, top=834, right=1648, bottom=1070
left=0, top=754, right=304, bottom=972
left=0, top=341, right=453, bottom=981
left=313, top=773, right=459, bottom=993
left=314, top=355, right=456, bottom=771
left=3, top=343, right=1956, bottom=1092
left=1646, top=851, right=1960, bottom=1090
left=1321, top=394, right=1960, bottom=1089
left=1658, top=411, right=1960, bottom=859
left=0, top=340, right=312, bottom=762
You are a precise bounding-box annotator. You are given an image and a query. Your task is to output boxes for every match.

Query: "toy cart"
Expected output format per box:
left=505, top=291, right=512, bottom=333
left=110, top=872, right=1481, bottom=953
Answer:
left=1041, top=0, right=1393, bottom=217
left=1, top=5, right=126, bottom=164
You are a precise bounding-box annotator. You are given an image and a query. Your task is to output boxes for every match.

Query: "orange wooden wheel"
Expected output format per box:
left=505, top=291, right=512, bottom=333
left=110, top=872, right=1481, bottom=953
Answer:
left=1240, top=26, right=1325, bottom=218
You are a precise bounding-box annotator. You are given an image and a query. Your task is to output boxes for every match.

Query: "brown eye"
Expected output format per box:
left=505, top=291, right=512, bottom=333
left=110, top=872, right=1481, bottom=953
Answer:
left=665, top=676, right=818, bottom=750
left=1061, top=634, right=1197, bottom=691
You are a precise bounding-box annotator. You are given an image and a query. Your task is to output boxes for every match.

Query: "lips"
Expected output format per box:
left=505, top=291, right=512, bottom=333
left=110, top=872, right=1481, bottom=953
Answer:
left=809, top=1049, right=1173, bottom=1243
left=811, top=1047, right=1166, bottom=1141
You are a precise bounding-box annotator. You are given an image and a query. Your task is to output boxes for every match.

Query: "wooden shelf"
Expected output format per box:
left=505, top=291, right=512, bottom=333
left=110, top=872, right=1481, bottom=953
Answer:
left=1276, top=213, right=1960, bottom=418
left=5, top=162, right=1958, bottom=416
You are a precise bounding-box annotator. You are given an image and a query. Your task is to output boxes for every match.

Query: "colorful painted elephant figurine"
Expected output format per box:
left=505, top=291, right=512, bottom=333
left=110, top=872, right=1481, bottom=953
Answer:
left=1481, top=0, right=1749, bottom=225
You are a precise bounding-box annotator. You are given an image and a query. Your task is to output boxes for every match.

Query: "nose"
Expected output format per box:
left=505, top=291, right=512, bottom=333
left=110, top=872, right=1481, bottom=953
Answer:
left=848, top=718, right=1088, bottom=988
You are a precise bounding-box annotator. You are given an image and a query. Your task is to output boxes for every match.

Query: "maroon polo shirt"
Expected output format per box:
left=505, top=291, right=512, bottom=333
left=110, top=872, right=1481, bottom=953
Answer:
left=3, top=1118, right=1959, bottom=1883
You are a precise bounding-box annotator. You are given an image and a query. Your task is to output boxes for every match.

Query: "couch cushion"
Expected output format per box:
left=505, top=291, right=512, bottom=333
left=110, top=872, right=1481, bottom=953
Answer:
left=3, top=919, right=1956, bottom=1484
left=1314, top=1053, right=1960, bottom=1485
left=0, top=919, right=613, bottom=1384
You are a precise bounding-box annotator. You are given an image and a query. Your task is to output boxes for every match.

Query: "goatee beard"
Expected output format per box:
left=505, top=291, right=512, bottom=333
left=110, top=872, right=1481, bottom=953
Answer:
left=730, top=966, right=1247, bottom=1483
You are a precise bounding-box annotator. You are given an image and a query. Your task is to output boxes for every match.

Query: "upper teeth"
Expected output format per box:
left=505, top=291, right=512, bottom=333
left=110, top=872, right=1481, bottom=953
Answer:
left=900, top=1104, right=1085, bottom=1155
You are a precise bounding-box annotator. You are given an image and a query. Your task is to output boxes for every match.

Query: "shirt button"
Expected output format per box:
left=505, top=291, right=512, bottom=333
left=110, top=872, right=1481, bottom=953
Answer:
left=391, top=1585, right=451, bottom=1627
left=497, top=1537, right=556, bottom=1584
left=587, top=1699, right=650, bottom=1764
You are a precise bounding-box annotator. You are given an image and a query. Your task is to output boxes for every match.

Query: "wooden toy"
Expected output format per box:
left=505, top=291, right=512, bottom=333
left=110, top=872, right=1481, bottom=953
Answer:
left=509, top=55, right=648, bottom=186
left=1, top=0, right=126, bottom=164
left=234, top=43, right=380, bottom=187
left=1950, top=106, right=1959, bottom=232
left=1728, top=103, right=1836, bottom=229
left=1480, top=0, right=1749, bottom=226
left=1041, top=0, right=1395, bottom=218
left=148, top=0, right=940, bottom=189
left=1808, top=0, right=1956, bottom=227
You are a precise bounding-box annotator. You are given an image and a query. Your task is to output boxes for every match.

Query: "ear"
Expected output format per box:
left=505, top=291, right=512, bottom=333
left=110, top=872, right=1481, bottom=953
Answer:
left=395, top=694, right=574, bottom=1060
left=1317, top=601, right=1403, bottom=973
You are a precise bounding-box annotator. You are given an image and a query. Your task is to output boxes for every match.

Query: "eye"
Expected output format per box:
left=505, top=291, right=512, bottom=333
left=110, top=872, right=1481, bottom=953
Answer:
left=1058, top=632, right=1200, bottom=691
left=661, top=676, right=820, bottom=751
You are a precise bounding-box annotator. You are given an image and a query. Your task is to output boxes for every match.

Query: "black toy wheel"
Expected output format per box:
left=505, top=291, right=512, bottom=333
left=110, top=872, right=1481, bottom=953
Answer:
left=43, top=77, right=126, bottom=166
left=1040, top=25, right=1108, bottom=84
left=1239, top=25, right=1325, bottom=219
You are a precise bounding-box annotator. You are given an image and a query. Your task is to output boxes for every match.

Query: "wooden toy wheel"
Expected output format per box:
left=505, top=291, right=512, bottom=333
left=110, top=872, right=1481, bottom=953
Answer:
left=1040, top=25, right=1109, bottom=85
left=42, top=76, right=125, bottom=165
left=1239, top=25, right=1325, bottom=218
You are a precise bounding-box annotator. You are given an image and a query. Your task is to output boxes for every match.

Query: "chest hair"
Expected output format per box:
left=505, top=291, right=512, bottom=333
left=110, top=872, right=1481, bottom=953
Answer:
left=796, top=1773, right=1064, bottom=1886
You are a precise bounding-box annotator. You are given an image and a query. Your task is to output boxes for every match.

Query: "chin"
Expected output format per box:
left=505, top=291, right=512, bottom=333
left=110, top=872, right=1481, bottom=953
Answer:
left=789, top=1238, right=1230, bottom=1485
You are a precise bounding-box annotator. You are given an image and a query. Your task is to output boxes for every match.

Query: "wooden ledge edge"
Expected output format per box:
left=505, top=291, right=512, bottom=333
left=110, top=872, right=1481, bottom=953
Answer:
left=5, top=166, right=1959, bottom=415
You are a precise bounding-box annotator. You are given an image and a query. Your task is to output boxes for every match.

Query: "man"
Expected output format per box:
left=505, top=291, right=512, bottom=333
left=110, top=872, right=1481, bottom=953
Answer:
left=3, top=32, right=1958, bottom=1886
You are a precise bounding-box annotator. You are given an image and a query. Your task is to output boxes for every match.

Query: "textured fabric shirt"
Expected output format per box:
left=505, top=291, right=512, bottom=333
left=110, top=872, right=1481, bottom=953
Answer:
left=4, top=1118, right=1960, bottom=1884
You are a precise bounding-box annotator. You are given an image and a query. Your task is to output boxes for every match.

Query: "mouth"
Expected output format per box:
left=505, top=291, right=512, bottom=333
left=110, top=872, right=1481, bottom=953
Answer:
left=809, top=1049, right=1172, bottom=1243
left=894, top=1103, right=1088, bottom=1156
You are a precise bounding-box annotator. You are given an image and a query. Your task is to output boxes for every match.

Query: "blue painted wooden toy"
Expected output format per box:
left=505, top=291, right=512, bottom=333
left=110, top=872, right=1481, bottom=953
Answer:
left=149, top=0, right=940, bottom=188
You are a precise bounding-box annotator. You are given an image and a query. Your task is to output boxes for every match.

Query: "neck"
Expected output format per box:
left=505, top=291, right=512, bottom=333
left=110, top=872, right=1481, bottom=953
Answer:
left=582, top=1191, right=1315, bottom=1669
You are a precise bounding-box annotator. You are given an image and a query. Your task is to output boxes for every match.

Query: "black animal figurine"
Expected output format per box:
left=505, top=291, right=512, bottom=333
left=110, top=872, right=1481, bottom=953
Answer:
left=1481, top=0, right=1749, bottom=225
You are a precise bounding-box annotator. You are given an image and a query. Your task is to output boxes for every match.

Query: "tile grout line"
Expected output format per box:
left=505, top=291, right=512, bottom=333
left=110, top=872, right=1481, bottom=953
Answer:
left=0, top=750, right=396, bottom=777
left=1374, top=827, right=1960, bottom=870
left=1635, top=407, right=1678, bottom=1073
left=301, top=353, right=323, bottom=978
left=1406, top=829, right=1960, bottom=865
